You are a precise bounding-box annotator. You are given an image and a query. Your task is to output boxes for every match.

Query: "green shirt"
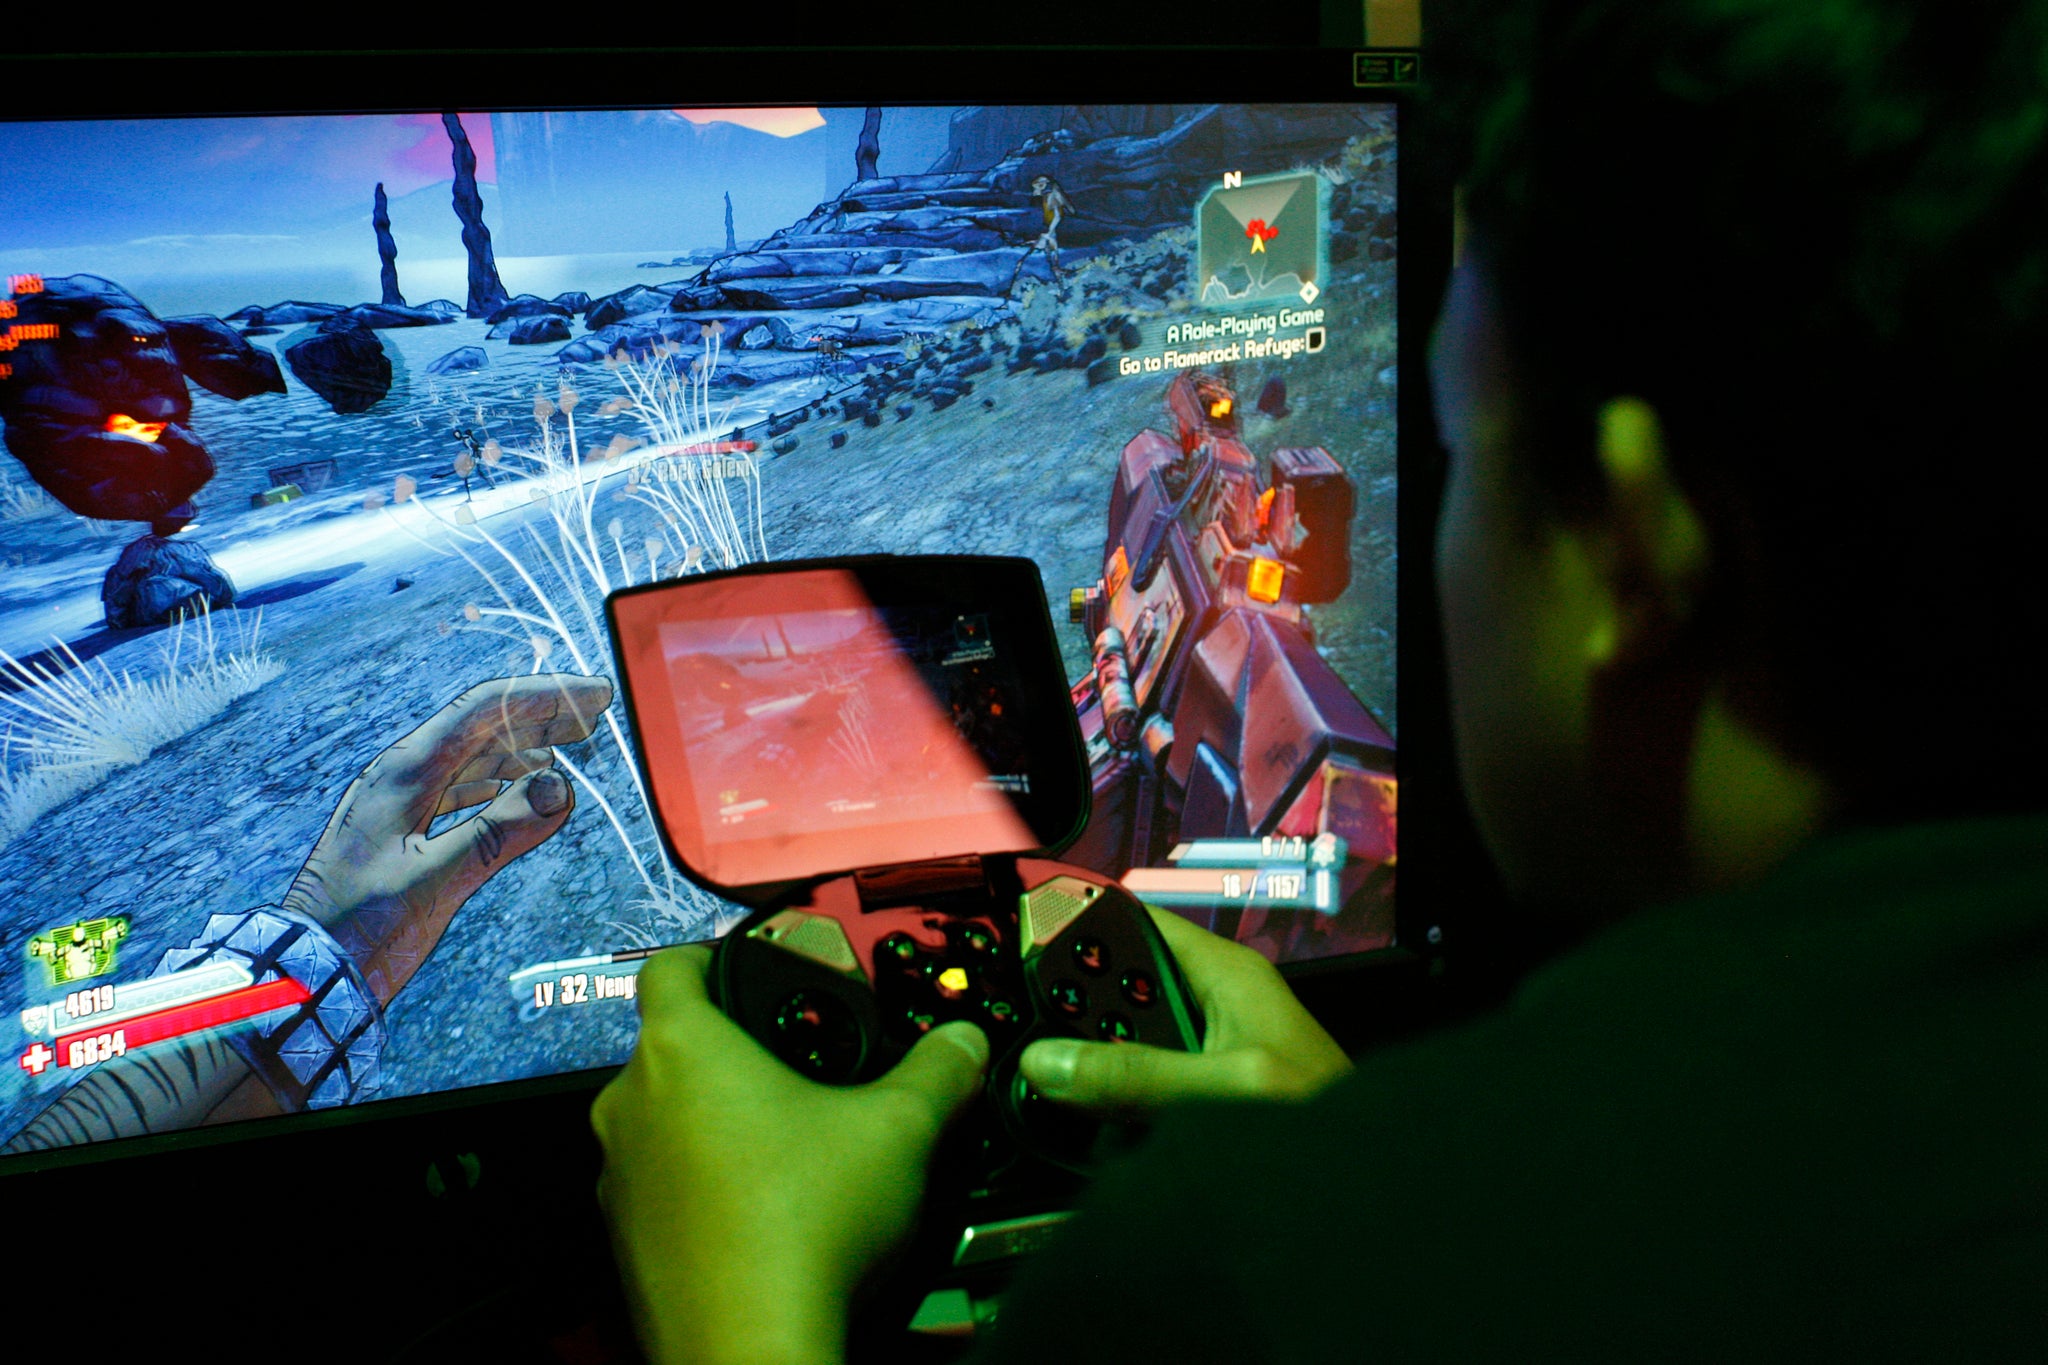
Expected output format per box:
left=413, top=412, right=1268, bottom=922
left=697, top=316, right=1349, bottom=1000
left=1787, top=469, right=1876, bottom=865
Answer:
left=980, top=815, right=2048, bottom=1361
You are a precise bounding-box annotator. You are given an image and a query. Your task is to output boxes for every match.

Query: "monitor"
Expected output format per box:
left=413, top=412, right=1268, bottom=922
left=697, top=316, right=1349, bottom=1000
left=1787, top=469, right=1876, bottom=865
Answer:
left=0, top=75, right=1400, bottom=1164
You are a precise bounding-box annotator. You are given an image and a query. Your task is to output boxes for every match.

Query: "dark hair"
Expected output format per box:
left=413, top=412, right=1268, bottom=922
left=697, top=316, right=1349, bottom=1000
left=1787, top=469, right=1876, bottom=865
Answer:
left=1445, top=0, right=2048, bottom=818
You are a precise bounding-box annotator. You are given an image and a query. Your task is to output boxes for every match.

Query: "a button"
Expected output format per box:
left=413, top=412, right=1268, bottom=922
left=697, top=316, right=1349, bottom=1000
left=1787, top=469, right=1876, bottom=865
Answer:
left=1120, top=970, right=1157, bottom=1007
left=1047, top=980, right=1087, bottom=1016
left=906, top=1010, right=936, bottom=1034
left=985, top=998, right=1017, bottom=1024
left=935, top=965, right=971, bottom=1000
left=959, top=926, right=996, bottom=958
left=1097, top=1012, right=1136, bottom=1042
left=772, top=991, right=860, bottom=1080
left=1070, top=937, right=1108, bottom=974
left=879, top=933, right=920, bottom=967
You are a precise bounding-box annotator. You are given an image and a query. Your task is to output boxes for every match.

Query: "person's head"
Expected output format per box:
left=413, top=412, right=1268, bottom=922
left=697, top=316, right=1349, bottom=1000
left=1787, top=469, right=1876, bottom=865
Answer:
left=1430, top=0, right=2048, bottom=919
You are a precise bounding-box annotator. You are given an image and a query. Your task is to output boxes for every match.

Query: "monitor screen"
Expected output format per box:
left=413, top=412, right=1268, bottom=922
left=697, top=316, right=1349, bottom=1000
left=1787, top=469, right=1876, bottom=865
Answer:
left=0, top=99, right=1397, bottom=1158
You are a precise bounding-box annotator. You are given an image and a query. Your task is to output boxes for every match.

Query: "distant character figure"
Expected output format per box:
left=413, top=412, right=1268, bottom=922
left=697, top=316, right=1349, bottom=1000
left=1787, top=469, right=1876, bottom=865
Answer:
left=1009, top=175, right=1075, bottom=294
left=809, top=333, right=846, bottom=378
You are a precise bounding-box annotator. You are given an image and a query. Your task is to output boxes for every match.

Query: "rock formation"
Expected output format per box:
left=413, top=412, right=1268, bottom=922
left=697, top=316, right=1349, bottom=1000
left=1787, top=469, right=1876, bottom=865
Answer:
left=284, top=315, right=392, bottom=413
left=443, top=113, right=510, bottom=319
left=856, top=107, right=882, bottom=182
left=725, top=190, right=737, bottom=252
left=374, top=182, right=406, bottom=307
left=100, top=535, right=238, bottom=629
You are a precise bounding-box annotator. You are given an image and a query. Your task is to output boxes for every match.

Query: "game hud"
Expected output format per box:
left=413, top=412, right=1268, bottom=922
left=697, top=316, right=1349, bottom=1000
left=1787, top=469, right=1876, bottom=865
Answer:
left=0, top=103, right=1397, bottom=1155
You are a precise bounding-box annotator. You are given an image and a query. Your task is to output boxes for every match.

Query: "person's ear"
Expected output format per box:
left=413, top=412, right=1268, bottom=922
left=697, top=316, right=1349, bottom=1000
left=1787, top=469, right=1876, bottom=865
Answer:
left=1583, top=396, right=1710, bottom=666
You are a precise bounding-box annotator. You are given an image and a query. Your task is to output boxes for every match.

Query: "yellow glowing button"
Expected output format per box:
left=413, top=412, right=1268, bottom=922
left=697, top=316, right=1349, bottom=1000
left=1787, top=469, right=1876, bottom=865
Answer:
left=936, top=966, right=970, bottom=998
left=1247, top=556, right=1284, bottom=603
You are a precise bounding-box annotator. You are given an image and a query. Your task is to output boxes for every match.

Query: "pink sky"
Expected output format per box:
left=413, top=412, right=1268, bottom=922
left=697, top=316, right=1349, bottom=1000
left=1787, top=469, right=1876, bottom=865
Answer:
left=672, top=108, right=825, bottom=137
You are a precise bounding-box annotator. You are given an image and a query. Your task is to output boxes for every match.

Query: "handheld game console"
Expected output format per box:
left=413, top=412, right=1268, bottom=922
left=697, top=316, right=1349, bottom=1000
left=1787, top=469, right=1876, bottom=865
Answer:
left=607, top=555, right=1203, bottom=1186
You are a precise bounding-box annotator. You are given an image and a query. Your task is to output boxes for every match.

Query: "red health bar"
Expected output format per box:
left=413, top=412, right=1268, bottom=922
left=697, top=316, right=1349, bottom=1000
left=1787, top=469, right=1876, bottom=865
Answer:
left=55, top=978, right=312, bottom=1065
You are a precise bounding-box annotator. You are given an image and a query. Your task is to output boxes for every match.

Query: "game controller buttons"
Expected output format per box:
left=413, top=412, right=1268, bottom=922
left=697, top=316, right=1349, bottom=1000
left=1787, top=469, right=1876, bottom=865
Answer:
left=934, top=965, right=972, bottom=1000
left=1019, top=876, right=1103, bottom=950
left=985, top=998, right=1018, bottom=1024
left=879, top=932, right=921, bottom=967
left=1047, top=980, right=1088, bottom=1017
left=772, top=991, right=861, bottom=1079
left=957, top=925, right=997, bottom=958
left=749, top=910, right=861, bottom=977
left=906, top=1010, right=937, bottom=1034
left=1120, top=970, right=1157, bottom=1007
left=1097, top=1012, right=1137, bottom=1042
left=1070, top=936, right=1108, bottom=974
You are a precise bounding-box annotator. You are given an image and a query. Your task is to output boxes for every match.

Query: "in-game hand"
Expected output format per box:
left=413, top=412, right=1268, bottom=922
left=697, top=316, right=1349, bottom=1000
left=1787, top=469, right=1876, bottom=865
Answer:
left=281, top=672, right=612, bottom=1005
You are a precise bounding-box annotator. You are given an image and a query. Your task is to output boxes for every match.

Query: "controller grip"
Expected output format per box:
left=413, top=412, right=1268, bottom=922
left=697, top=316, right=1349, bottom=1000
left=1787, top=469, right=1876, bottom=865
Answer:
left=998, top=870, right=1205, bottom=1169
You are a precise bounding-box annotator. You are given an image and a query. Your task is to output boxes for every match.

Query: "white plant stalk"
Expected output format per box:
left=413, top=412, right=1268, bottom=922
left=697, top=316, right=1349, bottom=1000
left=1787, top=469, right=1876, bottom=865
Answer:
left=391, top=337, right=768, bottom=937
left=0, top=604, right=283, bottom=852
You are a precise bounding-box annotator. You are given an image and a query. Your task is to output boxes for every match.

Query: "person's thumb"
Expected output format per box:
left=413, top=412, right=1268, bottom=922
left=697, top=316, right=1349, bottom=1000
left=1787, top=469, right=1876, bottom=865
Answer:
left=871, top=1021, right=990, bottom=1136
left=1019, top=1037, right=1237, bottom=1118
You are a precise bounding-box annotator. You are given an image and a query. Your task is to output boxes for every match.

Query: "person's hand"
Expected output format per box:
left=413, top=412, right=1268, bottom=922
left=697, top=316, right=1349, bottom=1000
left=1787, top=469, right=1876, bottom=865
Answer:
left=282, top=672, right=612, bottom=1004
left=1018, top=906, right=1351, bottom=1117
left=592, top=946, right=990, bottom=1365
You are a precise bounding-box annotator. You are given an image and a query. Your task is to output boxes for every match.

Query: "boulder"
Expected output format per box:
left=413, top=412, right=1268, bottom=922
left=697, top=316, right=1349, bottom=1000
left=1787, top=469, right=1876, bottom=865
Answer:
left=240, top=300, right=344, bottom=326
left=284, top=317, right=392, bottom=413
left=417, top=299, right=465, bottom=319
left=718, top=280, right=868, bottom=311
left=490, top=314, right=573, bottom=344
left=586, top=285, right=678, bottom=330
left=486, top=294, right=571, bottom=324
left=162, top=316, right=288, bottom=400
left=426, top=345, right=489, bottom=375
left=101, top=533, right=238, bottom=628
left=665, top=284, right=728, bottom=313
left=338, top=302, right=455, bottom=329
left=703, top=246, right=945, bottom=282
left=551, top=291, right=593, bottom=314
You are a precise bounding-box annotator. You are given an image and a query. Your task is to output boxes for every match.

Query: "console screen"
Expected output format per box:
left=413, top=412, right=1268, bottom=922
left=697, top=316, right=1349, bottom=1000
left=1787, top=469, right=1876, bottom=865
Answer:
left=611, top=562, right=1066, bottom=888
left=0, top=101, right=1397, bottom=1158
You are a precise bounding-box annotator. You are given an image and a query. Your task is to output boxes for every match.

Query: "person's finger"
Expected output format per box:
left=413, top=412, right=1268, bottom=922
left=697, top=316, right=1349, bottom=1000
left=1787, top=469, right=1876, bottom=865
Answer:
left=1019, top=1036, right=1297, bottom=1117
left=1143, top=903, right=1283, bottom=1020
left=867, top=1021, right=990, bottom=1136
left=413, top=765, right=577, bottom=910
left=633, top=944, right=715, bottom=1022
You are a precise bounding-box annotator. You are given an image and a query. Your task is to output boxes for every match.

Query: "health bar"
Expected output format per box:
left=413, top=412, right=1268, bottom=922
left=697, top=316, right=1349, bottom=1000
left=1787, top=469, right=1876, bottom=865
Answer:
left=53, top=978, right=310, bottom=1067
left=1122, top=865, right=1336, bottom=914
left=1166, top=835, right=1348, bottom=869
